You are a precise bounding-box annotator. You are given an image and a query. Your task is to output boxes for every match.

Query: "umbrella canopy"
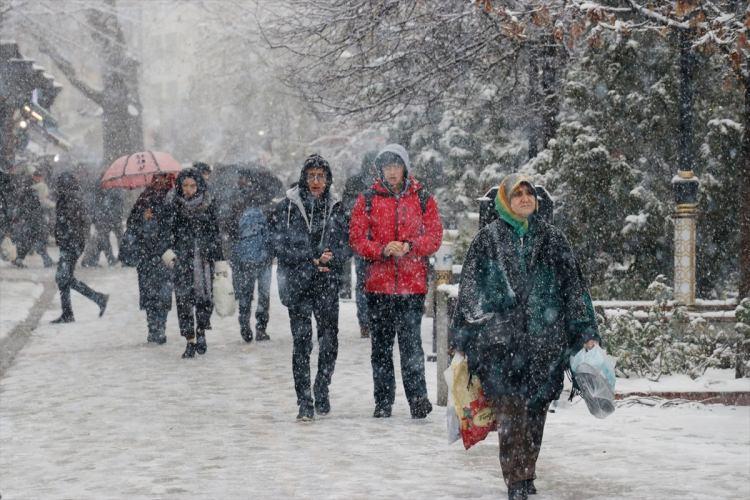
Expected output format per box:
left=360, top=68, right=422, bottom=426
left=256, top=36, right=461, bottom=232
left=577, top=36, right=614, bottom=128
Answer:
left=100, top=151, right=182, bottom=189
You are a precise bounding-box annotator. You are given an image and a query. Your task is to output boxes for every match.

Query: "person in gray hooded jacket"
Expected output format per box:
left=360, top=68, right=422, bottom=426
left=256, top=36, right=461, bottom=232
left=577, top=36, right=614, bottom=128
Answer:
left=269, top=154, right=349, bottom=421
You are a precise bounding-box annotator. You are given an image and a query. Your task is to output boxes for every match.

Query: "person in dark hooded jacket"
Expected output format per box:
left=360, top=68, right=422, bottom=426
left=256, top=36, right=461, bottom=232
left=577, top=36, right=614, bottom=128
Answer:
left=125, top=173, right=176, bottom=344
left=349, top=144, right=443, bottom=419
left=450, top=173, right=600, bottom=500
left=269, top=153, right=348, bottom=421
left=11, top=170, right=54, bottom=267
left=162, top=168, right=223, bottom=358
left=51, top=172, right=109, bottom=323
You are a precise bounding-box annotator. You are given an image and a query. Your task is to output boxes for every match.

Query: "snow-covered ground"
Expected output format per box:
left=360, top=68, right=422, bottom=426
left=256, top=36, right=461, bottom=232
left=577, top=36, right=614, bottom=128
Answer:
left=1, top=264, right=749, bottom=499
left=0, top=279, right=43, bottom=341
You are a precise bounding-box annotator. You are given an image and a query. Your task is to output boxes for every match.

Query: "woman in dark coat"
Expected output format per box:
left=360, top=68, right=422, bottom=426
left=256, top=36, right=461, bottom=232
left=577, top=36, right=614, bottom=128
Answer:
left=269, top=154, right=349, bottom=421
left=163, top=169, right=223, bottom=358
left=125, top=173, right=175, bottom=344
left=451, top=173, right=600, bottom=500
left=51, top=172, right=108, bottom=323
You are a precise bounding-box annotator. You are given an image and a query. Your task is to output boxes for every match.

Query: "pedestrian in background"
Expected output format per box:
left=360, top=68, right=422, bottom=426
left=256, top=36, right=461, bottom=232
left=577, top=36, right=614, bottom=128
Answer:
left=51, top=172, right=109, bottom=324
left=341, top=150, right=378, bottom=338
left=451, top=173, right=600, bottom=500
left=228, top=168, right=273, bottom=343
left=125, top=173, right=175, bottom=344
left=162, top=168, right=223, bottom=359
left=270, top=154, right=348, bottom=421
left=349, top=144, right=443, bottom=419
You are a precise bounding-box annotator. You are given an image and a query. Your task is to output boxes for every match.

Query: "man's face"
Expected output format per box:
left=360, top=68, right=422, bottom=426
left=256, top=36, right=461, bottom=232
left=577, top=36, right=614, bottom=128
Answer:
left=306, top=167, right=327, bottom=198
left=201, top=172, right=211, bottom=183
left=509, top=184, right=536, bottom=218
left=182, top=177, right=198, bottom=199
left=382, top=163, right=405, bottom=190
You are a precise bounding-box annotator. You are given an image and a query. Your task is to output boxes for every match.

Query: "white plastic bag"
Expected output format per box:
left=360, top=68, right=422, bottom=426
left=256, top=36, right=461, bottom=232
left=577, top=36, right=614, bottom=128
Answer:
left=443, top=360, right=460, bottom=444
left=213, top=261, right=235, bottom=317
left=1, top=236, right=17, bottom=262
left=570, top=345, right=616, bottom=419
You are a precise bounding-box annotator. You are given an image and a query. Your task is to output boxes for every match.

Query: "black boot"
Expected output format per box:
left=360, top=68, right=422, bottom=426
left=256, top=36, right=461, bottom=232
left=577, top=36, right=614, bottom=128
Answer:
left=373, top=404, right=392, bottom=418
left=508, top=482, right=528, bottom=500
left=296, top=403, right=314, bottom=422
left=524, top=480, right=537, bottom=495
left=255, top=327, right=270, bottom=341
left=98, top=294, right=109, bottom=317
left=314, top=396, right=330, bottom=416
left=195, top=332, right=207, bottom=355
left=410, top=396, right=433, bottom=419
left=182, top=340, right=197, bottom=358
left=51, top=314, right=74, bottom=324
left=240, top=325, right=253, bottom=343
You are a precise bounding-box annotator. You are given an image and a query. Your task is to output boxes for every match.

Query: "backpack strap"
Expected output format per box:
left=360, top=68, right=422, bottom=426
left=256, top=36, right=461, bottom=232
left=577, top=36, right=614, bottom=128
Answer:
left=363, top=186, right=431, bottom=215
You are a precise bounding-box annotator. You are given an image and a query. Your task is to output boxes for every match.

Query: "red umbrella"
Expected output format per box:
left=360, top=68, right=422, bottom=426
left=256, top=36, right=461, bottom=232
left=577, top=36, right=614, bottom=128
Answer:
left=100, top=151, right=182, bottom=189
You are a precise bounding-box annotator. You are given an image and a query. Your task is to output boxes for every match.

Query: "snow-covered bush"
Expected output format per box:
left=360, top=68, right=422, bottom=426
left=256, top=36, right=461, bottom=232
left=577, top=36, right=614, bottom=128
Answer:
left=602, top=278, right=745, bottom=381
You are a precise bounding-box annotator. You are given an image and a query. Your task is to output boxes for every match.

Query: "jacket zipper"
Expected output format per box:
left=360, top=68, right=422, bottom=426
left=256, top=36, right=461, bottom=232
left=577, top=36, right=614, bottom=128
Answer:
left=393, top=195, right=400, bottom=293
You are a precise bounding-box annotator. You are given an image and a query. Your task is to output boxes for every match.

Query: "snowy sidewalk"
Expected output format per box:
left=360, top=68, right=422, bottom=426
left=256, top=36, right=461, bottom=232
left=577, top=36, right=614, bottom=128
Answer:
left=1, top=265, right=749, bottom=499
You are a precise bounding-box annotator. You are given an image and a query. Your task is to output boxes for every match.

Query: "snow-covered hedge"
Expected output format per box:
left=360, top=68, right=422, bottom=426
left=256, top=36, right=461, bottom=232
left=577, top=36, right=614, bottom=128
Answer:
left=601, top=278, right=748, bottom=381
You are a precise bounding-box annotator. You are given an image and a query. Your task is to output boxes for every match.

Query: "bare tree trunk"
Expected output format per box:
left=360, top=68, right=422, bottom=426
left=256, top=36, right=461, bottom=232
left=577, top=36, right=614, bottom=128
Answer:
left=37, top=0, right=142, bottom=165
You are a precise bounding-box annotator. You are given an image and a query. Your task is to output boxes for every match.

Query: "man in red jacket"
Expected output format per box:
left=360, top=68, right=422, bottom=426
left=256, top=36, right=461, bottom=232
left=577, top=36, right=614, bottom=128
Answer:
left=349, top=144, right=443, bottom=419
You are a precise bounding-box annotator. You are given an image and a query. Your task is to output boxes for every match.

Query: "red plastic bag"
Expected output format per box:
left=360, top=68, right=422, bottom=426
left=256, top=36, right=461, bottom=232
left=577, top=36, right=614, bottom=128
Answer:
left=448, top=354, right=497, bottom=449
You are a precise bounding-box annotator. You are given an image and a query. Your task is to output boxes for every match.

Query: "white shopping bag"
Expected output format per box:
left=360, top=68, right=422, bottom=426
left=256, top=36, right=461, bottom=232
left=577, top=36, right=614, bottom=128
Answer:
left=213, top=261, right=236, bottom=317
left=1, top=236, right=17, bottom=262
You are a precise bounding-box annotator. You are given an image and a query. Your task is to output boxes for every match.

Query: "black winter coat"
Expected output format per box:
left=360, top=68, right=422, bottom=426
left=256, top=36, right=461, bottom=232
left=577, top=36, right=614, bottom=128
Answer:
left=269, top=186, right=348, bottom=308
left=126, top=189, right=174, bottom=311
left=54, top=184, right=89, bottom=255
left=169, top=193, right=223, bottom=299
left=451, top=217, right=600, bottom=408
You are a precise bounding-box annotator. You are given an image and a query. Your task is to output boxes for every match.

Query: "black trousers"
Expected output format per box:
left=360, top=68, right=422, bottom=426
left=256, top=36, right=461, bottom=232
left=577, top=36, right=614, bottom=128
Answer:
left=495, top=396, right=549, bottom=486
left=367, top=294, right=428, bottom=409
left=288, top=279, right=339, bottom=408
left=55, top=249, right=104, bottom=318
left=176, top=294, right=212, bottom=338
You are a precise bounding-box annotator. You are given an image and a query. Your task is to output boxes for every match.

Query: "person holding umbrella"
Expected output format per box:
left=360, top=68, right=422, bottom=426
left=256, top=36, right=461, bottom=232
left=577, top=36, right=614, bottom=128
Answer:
left=162, top=168, right=223, bottom=359
left=51, top=172, right=109, bottom=323
left=124, top=173, right=176, bottom=344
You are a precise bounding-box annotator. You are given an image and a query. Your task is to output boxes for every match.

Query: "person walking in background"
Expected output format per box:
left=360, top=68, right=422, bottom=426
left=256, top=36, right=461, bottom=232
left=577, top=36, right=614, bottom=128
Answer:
left=270, top=154, right=348, bottom=421
left=349, top=144, right=443, bottom=419
left=450, top=173, right=600, bottom=500
left=341, top=151, right=378, bottom=338
left=162, top=168, right=223, bottom=359
left=125, top=173, right=175, bottom=344
left=82, top=187, right=124, bottom=267
left=12, top=167, right=54, bottom=268
left=51, top=172, right=109, bottom=324
left=228, top=168, right=272, bottom=343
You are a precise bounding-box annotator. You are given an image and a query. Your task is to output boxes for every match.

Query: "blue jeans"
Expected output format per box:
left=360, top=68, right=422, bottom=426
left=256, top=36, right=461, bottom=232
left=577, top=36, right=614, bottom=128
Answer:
left=233, top=261, right=271, bottom=331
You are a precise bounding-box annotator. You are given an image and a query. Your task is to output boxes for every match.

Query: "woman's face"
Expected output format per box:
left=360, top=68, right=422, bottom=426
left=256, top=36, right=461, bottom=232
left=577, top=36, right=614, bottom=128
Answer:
left=181, top=177, right=198, bottom=199
left=509, top=184, right=536, bottom=219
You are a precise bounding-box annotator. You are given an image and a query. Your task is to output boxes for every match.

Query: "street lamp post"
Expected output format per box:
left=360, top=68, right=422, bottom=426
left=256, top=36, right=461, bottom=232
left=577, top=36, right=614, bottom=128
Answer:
left=672, top=27, right=700, bottom=306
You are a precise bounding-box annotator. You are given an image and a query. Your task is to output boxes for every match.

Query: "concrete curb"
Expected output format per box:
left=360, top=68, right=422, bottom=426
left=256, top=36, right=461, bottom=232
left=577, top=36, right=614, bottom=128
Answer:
left=616, top=391, right=750, bottom=406
left=0, top=279, right=56, bottom=378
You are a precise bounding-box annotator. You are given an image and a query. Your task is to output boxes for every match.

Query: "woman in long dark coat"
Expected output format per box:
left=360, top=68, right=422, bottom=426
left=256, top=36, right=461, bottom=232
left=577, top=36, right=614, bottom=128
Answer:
left=163, top=169, right=223, bottom=359
left=125, top=173, right=175, bottom=344
left=451, top=173, right=600, bottom=500
left=51, top=172, right=108, bottom=323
